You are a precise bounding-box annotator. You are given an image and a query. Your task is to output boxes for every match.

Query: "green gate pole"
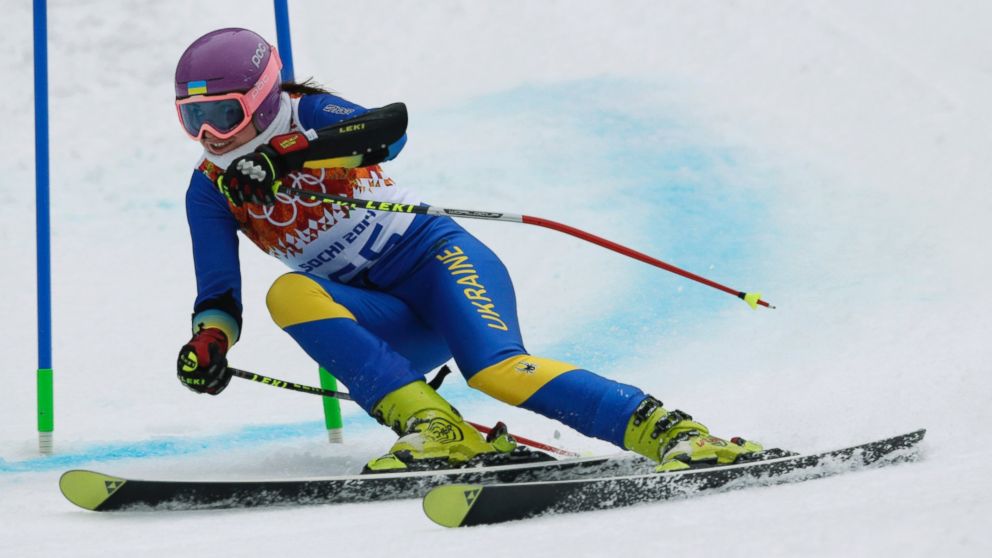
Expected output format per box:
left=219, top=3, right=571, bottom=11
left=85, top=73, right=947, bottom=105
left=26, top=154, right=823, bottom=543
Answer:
left=272, top=0, right=343, bottom=444
left=318, top=367, right=344, bottom=443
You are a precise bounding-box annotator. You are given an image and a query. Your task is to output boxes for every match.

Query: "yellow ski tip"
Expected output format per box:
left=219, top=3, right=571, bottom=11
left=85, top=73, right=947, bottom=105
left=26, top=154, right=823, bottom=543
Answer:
left=59, top=470, right=127, bottom=511
left=423, top=484, right=482, bottom=528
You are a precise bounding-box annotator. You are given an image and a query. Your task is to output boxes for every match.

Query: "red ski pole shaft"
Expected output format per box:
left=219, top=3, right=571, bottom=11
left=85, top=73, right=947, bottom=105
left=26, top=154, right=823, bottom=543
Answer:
left=522, top=215, right=774, bottom=309
left=465, top=422, right=577, bottom=457
left=280, top=186, right=774, bottom=309
left=229, top=367, right=578, bottom=457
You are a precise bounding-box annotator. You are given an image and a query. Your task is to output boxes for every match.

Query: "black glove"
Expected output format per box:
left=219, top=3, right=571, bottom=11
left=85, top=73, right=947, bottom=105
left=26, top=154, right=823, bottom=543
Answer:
left=218, top=145, right=286, bottom=207
left=177, top=327, right=231, bottom=395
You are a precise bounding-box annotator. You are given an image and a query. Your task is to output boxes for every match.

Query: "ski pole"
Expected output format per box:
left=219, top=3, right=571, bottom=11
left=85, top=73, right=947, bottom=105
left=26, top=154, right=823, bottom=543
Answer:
left=278, top=185, right=775, bottom=310
left=228, top=366, right=579, bottom=457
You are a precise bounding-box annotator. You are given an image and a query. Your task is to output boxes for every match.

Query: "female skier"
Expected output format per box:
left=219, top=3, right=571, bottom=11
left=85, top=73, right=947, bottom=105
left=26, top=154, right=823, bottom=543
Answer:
left=174, top=27, right=762, bottom=472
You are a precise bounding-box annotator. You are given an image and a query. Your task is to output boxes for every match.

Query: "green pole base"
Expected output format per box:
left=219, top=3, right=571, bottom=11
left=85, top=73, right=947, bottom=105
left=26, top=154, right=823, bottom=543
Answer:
left=318, top=367, right=344, bottom=444
left=37, top=368, right=54, bottom=454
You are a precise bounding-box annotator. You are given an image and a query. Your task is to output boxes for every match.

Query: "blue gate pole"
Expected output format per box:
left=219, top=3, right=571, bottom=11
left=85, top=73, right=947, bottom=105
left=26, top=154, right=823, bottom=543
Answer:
left=34, top=0, right=54, bottom=455
left=273, top=0, right=296, bottom=81
left=273, top=0, right=343, bottom=443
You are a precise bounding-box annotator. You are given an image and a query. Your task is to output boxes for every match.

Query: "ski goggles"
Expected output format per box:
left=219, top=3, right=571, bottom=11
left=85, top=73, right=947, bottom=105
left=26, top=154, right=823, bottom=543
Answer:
left=175, top=50, right=282, bottom=141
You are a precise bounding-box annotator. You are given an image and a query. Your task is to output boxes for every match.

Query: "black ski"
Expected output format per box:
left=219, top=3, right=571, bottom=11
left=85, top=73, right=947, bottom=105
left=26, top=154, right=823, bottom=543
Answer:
left=59, top=453, right=652, bottom=512
left=422, top=429, right=926, bottom=527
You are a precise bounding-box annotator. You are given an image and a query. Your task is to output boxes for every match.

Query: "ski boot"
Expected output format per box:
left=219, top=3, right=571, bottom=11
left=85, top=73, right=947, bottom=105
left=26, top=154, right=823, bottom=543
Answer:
left=624, top=396, right=765, bottom=472
left=362, top=381, right=550, bottom=473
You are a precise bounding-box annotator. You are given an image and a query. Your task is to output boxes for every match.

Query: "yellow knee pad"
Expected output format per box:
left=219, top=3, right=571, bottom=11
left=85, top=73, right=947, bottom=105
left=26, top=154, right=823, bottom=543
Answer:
left=467, top=355, right=577, bottom=406
left=266, top=273, right=356, bottom=328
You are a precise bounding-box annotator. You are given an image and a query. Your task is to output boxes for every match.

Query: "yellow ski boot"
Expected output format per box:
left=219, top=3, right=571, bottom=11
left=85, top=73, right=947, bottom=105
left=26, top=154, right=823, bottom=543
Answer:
left=363, top=381, right=539, bottom=473
left=624, top=396, right=765, bottom=472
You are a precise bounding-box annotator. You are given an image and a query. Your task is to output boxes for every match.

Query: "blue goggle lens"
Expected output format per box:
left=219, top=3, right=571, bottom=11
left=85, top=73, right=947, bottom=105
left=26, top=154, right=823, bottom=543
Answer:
left=178, top=98, right=246, bottom=137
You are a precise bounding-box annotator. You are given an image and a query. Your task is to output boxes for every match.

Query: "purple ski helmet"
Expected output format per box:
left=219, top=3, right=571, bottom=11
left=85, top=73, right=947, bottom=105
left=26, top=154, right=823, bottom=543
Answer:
left=175, top=28, right=283, bottom=133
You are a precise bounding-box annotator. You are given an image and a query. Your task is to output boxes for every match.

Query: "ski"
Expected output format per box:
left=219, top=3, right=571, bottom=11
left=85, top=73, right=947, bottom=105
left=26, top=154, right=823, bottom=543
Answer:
left=59, top=453, right=653, bottom=512
left=422, top=429, right=926, bottom=527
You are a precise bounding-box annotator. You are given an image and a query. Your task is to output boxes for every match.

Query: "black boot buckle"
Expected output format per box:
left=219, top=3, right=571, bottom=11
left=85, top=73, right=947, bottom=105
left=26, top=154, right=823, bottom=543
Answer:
left=650, top=409, right=693, bottom=440
left=631, top=396, right=663, bottom=427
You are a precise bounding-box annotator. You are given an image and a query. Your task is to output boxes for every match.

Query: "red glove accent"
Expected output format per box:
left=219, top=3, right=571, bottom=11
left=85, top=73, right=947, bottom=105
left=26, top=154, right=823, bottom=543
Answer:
left=177, top=328, right=231, bottom=395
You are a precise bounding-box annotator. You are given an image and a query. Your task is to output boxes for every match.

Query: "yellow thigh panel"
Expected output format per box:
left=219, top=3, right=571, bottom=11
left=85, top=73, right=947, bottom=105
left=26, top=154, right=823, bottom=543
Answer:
left=467, top=355, right=577, bottom=406
left=266, top=273, right=356, bottom=329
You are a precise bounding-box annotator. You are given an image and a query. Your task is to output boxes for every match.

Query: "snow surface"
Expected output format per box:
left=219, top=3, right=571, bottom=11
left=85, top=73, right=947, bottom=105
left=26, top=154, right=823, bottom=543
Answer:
left=2, top=0, right=991, bottom=555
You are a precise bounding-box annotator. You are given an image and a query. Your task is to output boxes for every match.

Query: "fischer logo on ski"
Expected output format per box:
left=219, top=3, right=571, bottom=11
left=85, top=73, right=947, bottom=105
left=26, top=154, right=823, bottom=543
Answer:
left=463, top=488, right=481, bottom=506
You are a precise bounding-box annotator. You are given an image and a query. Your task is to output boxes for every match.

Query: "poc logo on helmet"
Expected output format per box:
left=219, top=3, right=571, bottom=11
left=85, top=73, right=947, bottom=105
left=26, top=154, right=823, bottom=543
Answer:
left=251, top=42, right=267, bottom=68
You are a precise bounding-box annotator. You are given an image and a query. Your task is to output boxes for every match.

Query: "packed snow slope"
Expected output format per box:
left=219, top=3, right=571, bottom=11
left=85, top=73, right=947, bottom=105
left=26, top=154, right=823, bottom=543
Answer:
left=2, top=0, right=990, bottom=555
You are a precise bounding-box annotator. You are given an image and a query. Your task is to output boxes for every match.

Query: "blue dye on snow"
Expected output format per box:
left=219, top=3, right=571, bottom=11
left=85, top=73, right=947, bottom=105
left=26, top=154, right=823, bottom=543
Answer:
left=436, top=78, right=774, bottom=403
left=0, top=416, right=382, bottom=473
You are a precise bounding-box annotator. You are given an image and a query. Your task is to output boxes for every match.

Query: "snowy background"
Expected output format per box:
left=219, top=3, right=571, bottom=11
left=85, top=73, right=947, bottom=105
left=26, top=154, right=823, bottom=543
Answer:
left=2, top=0, right=991, bottom=555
